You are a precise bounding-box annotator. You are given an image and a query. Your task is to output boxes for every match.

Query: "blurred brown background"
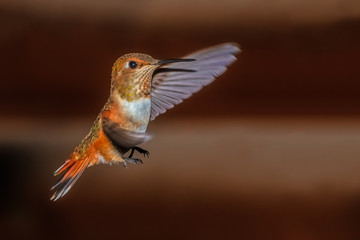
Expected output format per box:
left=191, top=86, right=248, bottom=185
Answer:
left=1, top=1, right=360, bottom=239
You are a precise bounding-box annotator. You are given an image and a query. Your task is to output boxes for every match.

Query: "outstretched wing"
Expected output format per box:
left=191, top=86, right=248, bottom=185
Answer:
left=150, top=43, right=240, bottom=121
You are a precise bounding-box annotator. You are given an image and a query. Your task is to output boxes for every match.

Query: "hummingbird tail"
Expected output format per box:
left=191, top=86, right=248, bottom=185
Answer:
left=50, top=157, right=91, bottom=201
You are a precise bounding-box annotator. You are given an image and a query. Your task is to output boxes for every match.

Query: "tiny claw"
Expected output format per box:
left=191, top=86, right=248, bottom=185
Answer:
left=134, top=158, right=143, bottom=164
left=122, top=161, right=128, bottom=168
left=128, top=147, right=150, bottom=158
left=143, top=151, right=150, bottom=158
left=123, top=157, right=143, bottom=165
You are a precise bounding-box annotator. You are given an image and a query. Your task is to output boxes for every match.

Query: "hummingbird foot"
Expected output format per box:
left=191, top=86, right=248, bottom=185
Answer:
left=123, top=157, right=143, bottom=167
left=128, top=147, right=150, bottom=158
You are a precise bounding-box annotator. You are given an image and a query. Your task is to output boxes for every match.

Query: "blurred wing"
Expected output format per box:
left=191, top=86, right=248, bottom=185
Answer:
left=150, top=42, right=240, bottom=121
left=102, top=117, right=152, bottom=151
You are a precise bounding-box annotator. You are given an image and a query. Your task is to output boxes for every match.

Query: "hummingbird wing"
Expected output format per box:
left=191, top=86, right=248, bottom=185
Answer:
left=102, top=117, right=152, bottom=152
left=150, top=42, right=240, bottom=121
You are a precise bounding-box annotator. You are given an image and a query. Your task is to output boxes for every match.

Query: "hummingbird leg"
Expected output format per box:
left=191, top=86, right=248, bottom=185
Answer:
left=128, top=148, right=135, bottom=158
left=128, top=147, right=150, bottom=158
left=123, top=147, right=149, bottom=166
left=123, top=157, right=143, bottom=165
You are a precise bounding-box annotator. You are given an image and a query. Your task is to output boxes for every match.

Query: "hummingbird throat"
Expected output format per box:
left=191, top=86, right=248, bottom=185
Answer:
left=113, top=67, right=153, bottom=102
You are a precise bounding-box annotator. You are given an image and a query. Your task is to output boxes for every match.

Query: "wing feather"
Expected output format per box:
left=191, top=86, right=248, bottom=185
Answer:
left=102, top=117, right=152, bottom=153
left=150, top=43, right=240, bottom=120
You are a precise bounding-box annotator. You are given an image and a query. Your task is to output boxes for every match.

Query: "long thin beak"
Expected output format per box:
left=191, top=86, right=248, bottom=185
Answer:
left=155, top=58, right=196, bottom=65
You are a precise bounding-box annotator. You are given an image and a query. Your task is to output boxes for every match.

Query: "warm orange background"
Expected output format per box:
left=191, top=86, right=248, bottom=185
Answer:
left=1, top=1, right=360, bottom=239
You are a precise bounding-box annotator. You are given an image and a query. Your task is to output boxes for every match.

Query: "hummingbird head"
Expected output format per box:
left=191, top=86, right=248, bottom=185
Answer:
left=111, top=53, right=194, bottom=102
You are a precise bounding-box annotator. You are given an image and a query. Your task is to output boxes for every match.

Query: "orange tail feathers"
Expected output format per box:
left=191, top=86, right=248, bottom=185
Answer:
left=51, top=156, right=91, bottom=201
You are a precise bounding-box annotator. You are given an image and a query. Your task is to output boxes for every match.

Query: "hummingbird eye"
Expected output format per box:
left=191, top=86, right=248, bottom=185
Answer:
left=129, top=61, right=138, bottom=69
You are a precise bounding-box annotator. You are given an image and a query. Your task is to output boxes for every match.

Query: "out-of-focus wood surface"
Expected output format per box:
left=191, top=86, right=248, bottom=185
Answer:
left=1, top=117, right=360, bottom=239
left=1, top=10, right=360, bottom=118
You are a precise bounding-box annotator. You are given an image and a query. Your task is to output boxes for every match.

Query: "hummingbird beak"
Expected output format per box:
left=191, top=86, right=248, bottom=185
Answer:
left=154, top=58, right=196, bottom=66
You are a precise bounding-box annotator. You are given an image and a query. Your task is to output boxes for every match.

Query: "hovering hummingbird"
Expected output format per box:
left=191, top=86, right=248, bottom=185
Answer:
left=51, top=43, right=240, bottom=200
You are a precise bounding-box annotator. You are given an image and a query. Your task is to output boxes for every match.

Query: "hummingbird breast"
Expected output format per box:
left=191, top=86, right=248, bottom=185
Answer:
left=116, top=96, right=151, bottom=133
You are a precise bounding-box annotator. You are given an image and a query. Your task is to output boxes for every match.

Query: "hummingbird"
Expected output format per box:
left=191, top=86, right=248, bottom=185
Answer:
left=51, top=43, right=240, bottom=201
